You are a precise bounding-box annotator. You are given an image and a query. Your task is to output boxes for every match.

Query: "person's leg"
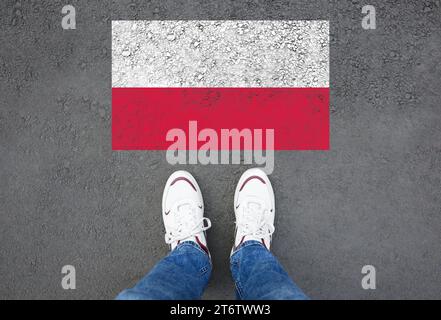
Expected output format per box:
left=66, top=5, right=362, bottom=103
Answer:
left=230, top=241, right=308, bottom=300
left=117, top=241, right=211, bottom=300
left=117, top=170, right=212, bottom=300
left=230, top=168, right=309, bottom=300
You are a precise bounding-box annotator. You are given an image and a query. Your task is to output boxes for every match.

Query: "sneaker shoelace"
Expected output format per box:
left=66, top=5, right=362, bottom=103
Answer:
left=165, top=199, right=211, bottom=245
left=236, top=197, right=275, bottom=240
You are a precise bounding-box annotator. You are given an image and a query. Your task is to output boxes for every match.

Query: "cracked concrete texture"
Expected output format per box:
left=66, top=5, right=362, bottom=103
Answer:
left=112, top=20, right=329, bottom=87
left=1, top=0, right=441, bottom=300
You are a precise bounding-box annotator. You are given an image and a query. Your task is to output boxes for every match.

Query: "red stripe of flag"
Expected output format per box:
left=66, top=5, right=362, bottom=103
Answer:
left=112, top=87, right=329, bottom=150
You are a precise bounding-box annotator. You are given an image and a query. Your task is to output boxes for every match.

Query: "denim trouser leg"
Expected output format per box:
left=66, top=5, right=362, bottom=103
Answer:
left=116, top=241, right=211, bottom=300
left=230, top=240, right=309, bottom=300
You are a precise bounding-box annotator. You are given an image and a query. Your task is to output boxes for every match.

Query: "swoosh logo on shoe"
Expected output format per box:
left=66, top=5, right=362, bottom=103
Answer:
left=166, top=206, right=201, bottom=215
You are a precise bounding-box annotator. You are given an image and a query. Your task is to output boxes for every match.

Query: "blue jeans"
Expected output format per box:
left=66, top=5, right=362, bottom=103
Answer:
left=116, top=240, right=309, bottom=300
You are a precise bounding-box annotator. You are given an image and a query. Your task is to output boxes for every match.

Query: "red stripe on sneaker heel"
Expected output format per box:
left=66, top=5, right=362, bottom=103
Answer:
left=195, top=236, right=209, bottom=255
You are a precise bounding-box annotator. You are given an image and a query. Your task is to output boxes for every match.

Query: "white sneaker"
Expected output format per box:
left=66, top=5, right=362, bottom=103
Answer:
left=232, top=168, right=275, bottom=254
left=162, top=170, right=211, bottom=253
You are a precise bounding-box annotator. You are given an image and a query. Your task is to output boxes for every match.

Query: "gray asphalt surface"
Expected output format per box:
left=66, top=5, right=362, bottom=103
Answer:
left=1, top=0, right=440, bottom=299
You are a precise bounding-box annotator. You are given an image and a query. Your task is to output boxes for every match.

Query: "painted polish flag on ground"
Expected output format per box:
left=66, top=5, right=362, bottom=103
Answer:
left=112, top=20, right=329, bottom=150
